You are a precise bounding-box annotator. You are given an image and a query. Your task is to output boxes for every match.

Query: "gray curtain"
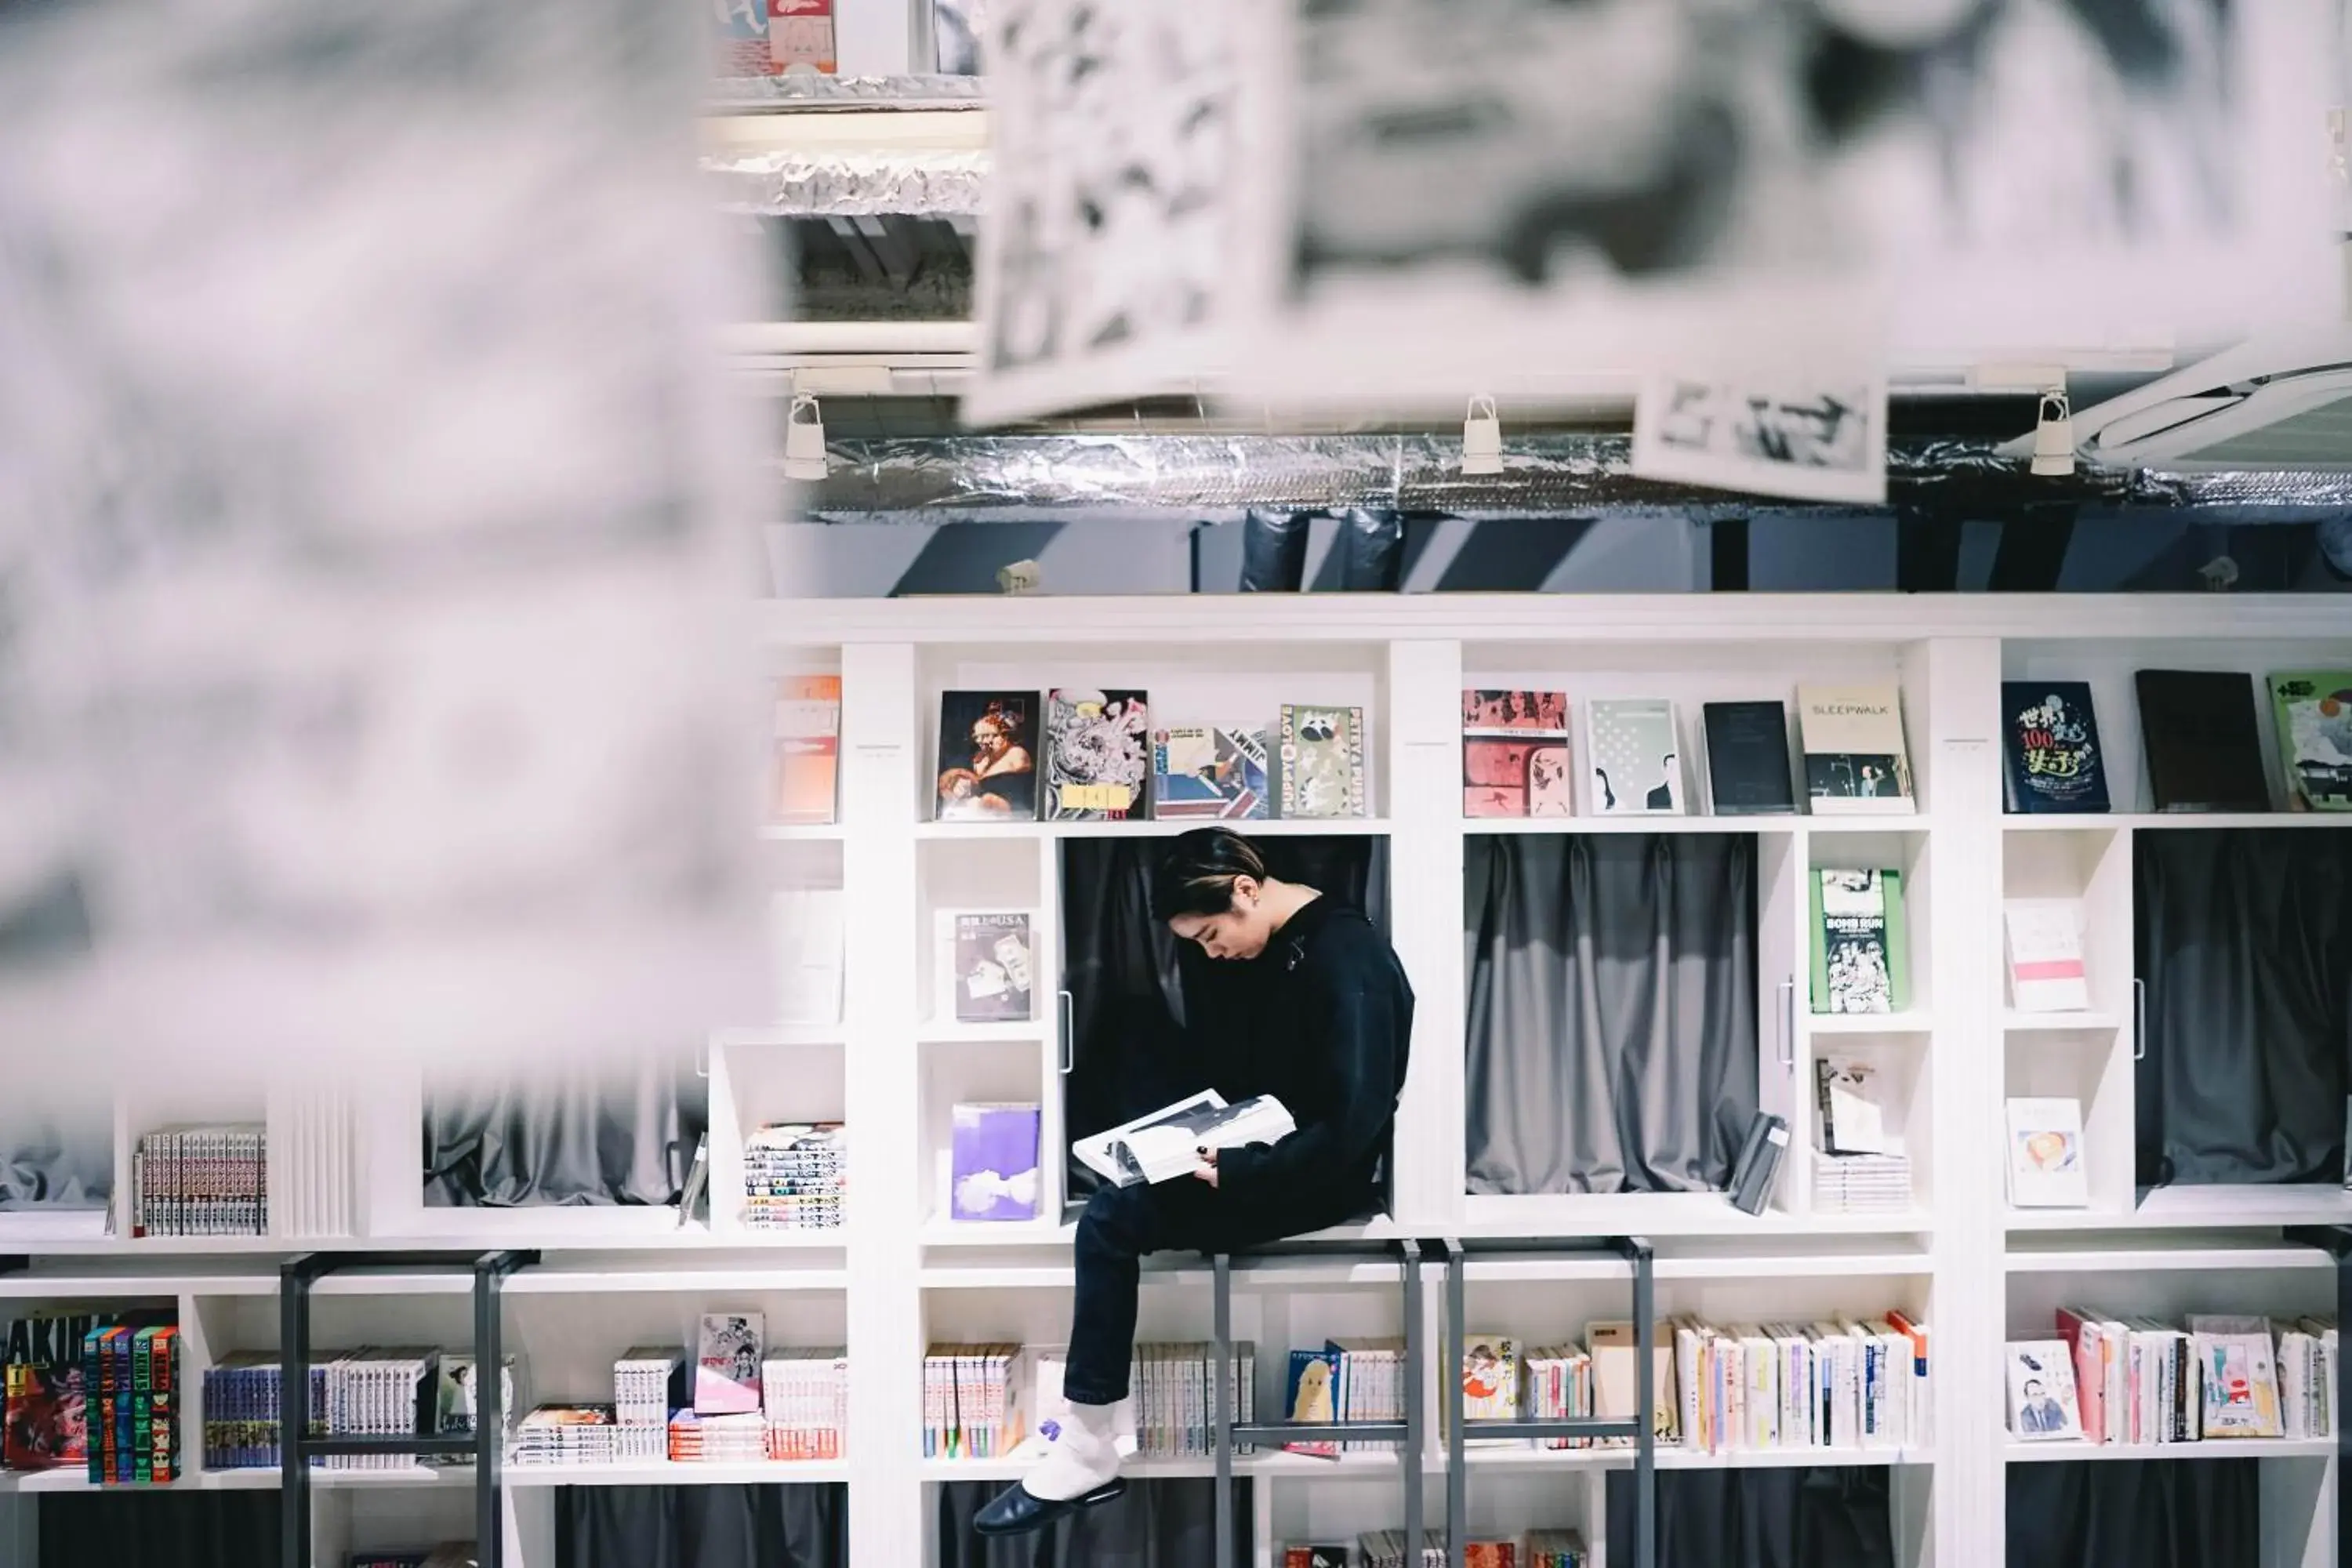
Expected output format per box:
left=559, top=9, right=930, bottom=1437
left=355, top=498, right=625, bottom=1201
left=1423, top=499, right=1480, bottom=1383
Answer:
left=935, top=1479, right=1249, bottom=1568
left=0, top=1104, right=113, bottom=1210
left=557, top=1483, right=846, bottom=1568
left=1607, top=1468, right=1893, bottom=1568
left=2135, top=829, right=2352, bottom=1187
left=2007, top=1460, right=2257, bottom=1568
left=423, top=1053, right=704, bottom=1207
left=1465, top=834, right=1759, bottom=1194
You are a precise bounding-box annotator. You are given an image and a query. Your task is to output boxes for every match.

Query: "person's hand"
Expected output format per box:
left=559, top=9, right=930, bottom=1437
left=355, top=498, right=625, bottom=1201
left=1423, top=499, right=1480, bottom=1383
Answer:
left=1194, top=1147, right=1218, bottom=1187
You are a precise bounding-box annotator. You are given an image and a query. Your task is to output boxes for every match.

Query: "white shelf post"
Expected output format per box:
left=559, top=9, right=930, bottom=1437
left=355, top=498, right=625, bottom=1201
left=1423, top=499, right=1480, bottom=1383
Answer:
left=840, top=641, right=924, bottom=1566
left=1388, top=639, right=1465, bottom=1232
left=1924, top=636, right=2005, bottom=1568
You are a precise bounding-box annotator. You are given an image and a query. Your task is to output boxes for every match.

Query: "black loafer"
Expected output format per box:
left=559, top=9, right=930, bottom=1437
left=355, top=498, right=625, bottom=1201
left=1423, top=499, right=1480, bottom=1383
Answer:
left=973, top=1478, right=1128, bottom=1537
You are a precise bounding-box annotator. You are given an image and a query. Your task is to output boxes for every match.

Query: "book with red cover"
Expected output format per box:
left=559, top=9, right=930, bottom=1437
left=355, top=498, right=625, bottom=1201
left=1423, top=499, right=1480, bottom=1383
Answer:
left=1462, top=689, right=1570, bottom=818
left=770, top=675, right=842, bottom=825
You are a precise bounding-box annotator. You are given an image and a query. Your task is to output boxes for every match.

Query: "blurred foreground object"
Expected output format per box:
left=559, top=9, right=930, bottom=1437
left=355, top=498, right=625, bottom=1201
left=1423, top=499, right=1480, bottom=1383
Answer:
left=0, top=1, right=771, bottom=1077
left=967, top=0, right=2342, bottom=426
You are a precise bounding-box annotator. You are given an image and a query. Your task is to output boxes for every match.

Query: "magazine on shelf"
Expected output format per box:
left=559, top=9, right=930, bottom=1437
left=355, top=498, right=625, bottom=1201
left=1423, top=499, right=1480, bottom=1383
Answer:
left=1072, top=1092, right=1296, bottom=1188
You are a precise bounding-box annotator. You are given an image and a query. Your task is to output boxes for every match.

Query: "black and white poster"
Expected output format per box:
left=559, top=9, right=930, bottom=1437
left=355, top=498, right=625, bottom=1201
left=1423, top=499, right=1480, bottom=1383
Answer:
left=1221, top=0, right=2333, bottom=406
left=1631, top=371, right=1888, bottom=504
left=965, top=0, right=1244, bottom=425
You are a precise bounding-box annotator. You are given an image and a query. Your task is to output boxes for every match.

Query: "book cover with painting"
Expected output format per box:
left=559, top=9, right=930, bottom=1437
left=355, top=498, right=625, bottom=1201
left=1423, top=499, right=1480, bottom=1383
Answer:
left=2005, top=1098, right=2089, bottom=1208
left=1462, top=689, right=1570, bottom=818
left=1045, top=688, right=1151, bottom=820
left=936, top=691, right=1040, bottom=821
left=695, top=1314, right=765, bottom=1415
left=1278, top=706, right=1367, bottom=818
left=2001, top=681, right=2109, bottom=814
left=1798, top=684, right=1913, bottom=813
left=1584, top=698, right=1683, bottom=815
left=1152, top=725, right=1269, bottom=819
left=2267, top=672, right=2352, bottom=811
left=1282, top=1348, right=1341, bottom=1458
left=949, top=1103, right=1041, bottom=1222
left=768, top=675, right=841, bottom=826
left=944, top=910, right=1035, bottom=1023
left=1457, top=1334, right=1521, bottom=1447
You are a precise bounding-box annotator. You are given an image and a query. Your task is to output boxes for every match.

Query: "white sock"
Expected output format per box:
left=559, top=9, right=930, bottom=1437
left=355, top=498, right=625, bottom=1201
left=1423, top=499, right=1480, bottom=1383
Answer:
left=1021, top=1399, right=1121, bottom=1502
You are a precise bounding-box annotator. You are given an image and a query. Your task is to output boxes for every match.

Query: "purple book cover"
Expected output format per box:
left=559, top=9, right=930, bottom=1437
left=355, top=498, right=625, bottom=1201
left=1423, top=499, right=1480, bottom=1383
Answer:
left=949, top=1103, right=1041, bottom=1222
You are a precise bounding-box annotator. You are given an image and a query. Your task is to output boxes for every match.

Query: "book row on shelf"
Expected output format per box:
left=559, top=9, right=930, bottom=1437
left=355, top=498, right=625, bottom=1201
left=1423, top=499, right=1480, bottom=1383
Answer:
left=771, top=666, right=2352, bottom=828
left=2005, top=1311, right=2339, bottom=1446
left=131, top=1123, right=268, bottom=1239
left=0, top=1314, right=180, bottom=1483
left=1283, top=1534, right=1586, bottom=1568
left=742, top=1121, right=848, bottom=1232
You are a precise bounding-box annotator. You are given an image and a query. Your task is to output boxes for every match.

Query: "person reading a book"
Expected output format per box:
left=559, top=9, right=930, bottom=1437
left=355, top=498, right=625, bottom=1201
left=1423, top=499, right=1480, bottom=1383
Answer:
left=978, top=827, right=1414, bottom=1536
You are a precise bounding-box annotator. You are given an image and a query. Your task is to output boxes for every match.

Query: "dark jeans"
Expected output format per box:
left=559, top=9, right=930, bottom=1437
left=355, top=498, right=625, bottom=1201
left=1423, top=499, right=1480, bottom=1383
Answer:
left=1061, top=1177, right=1374, bottom=1406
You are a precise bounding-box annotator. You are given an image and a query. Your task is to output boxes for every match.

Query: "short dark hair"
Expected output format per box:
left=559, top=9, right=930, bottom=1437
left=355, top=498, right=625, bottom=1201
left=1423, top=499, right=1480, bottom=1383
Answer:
left=1151, top=828, right=1269, bottom=922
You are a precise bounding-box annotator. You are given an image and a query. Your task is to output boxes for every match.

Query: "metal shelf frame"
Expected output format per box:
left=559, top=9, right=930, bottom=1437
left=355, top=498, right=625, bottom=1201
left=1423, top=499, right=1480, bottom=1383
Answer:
left=279, top=1250, right=539, bottom=1568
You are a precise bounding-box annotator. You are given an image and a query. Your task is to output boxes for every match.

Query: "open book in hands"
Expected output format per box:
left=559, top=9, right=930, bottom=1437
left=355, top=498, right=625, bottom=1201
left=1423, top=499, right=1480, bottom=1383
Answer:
left=1073, top=1091, right=1297, bottom=1188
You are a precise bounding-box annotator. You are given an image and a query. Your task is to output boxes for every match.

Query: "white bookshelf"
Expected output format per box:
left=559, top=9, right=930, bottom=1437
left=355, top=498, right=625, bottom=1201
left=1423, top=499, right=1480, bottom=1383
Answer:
left=2, top=593, right=2346, bottom=1568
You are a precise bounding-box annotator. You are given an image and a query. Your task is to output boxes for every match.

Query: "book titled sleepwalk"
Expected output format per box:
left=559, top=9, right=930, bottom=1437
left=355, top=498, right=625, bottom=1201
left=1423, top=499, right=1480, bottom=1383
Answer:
left=1810, top=869, right=1907, bottom=1014
left=1278, top=706, right=1367, bottom=818
left=1152, top=725, right=1269, bottom=819
left=1701, top=700, right=1795, bottom=815
left=2267, top=671, right=2352, bottom=811
left=1798, top=684, right=1913, bottom=813
left=2002, top=681, right=2110, bottom=813
left=1045, top=688, right=1151, bottom=820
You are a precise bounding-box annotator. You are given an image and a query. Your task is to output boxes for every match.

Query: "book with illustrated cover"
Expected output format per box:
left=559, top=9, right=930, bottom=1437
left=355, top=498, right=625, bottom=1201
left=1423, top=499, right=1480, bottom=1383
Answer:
left=3, top=1313, right=95, bottom=1471
left=1702, top=700, right=1795, bottom=815
left=1462, top=691, right=1572, bottom=818
left=2135, top=670, right=2269, bottom=813
left=1584, top=698, right=1683, bottom=815
left=2267, top=672, right=2352, bottom=811
left=2005, top=1098, right=2088, bottom=1208
left=2003, top=898, right=2089, bottom=1012
left=2002, top=681, right=2109, bottom=814
left=1798, top=684, right=1913, bottom=813
left=1810, top=869, right=1907, bottom=1014
left=1816, top=1058, right=1894, bottom=1156
left=2006, top=1341, right=2082, bottom=1440
left=936, top=691, right=1040, bottom=821
left=1457, top=1334, right=1521, bottom=1447
left=949, top=1104, right=1041, bottom=1223
left=1045, top=688, right=1151, bottom=820
left=695, top=1315, right=765, bottom=1416
left=940, top=909, right=1036, bottom=1024
left=2195, top=1331, right=2283, bottom=1437
left=768, top=674, right=841, bottom=825
left=1282, top=1548, right=1348, bottom=1568
left=1282, top=1349, right=1340, bottom=1458
left=1153, top=726, right=1269, bottom=819
left=1279, top=706, right=1367, bottom=818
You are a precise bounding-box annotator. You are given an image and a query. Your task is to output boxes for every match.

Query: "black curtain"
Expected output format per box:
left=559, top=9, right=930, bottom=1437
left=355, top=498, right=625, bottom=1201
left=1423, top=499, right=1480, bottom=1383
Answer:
left=423, top=1053, right=706, bottom=1207
left=1058, top=837, right=1389, bottom=1203
left=557, top=1483, right=846, bottom=1568
left=935, top=1478, right=1248, bottom=1568
left=2007, top=1459, right=2259, bottom=1568
left=40, top=1490, right=278, bottom=1568
left=2135, top=829, right=2352, bottom=1188
left=1465, top=834, right=1759, bottom=1194
left=1606, top=1467, right=1893, bottom=1568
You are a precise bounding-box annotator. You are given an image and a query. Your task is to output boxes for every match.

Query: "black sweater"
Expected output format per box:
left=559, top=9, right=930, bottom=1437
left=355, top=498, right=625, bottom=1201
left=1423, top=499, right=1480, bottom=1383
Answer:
left=1198, top=896, right=1414, bottom=1207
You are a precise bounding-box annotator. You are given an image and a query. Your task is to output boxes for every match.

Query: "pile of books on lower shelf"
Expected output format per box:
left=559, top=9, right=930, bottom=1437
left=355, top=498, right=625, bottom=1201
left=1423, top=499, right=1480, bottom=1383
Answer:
left=667, top=1409, right=764, bottom=1463
left=761, top=1347, right=848, bottom=1461
left=1809, top=1152, right=1912, bottom=1215
left=2009, top=1310, right=2339, bottom=1445
left=350, top=1548, right=474, bottom=1568
left=615, top=1347, right=680, bottom=1461
left=924, top=1343, right=1026, bottom=1459
left=742, top=1122, right=848, bottom=1232
left=514, top=1403, right=617, bottom=1465
left=1452, top=1313, right=1928, bottom=1457
left=202, top=1350, right=514, bottom=1472
left=4, top=1311, right=181, bottom=1483
left=321, top=1349, right=438, bottom=1472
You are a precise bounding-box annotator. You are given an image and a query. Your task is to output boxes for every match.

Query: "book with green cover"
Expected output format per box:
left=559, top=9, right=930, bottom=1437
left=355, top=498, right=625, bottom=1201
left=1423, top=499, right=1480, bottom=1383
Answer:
left=1810, top=869, right=1908, bottom=1014
left=2267, top=672, right=2352, bottom=811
